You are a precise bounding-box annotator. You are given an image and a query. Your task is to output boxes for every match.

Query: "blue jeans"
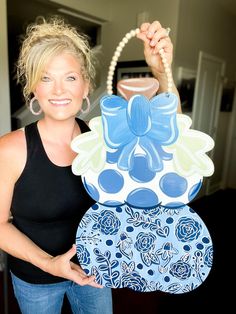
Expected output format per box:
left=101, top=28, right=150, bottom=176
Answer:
left=11, top=273, right=113, bottom=314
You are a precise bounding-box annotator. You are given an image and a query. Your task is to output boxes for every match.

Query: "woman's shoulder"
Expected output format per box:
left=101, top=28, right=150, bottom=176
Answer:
left=0, top=128, right=26, bottom=171
left=0, top=128, right=25, bottom=153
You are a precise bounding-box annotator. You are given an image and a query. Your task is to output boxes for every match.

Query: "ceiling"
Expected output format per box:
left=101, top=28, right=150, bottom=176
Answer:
left=7, top=0, right=100, bottom=47
left=7, top=0, right=236, bottom=41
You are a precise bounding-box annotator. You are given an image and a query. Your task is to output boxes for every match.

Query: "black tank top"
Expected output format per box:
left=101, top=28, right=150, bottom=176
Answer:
left=9, top=118, right=95, bottom=284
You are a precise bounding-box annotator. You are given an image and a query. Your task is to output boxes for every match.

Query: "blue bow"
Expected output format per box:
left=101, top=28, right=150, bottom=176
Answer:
left=100, top=93, right=179, bottom=172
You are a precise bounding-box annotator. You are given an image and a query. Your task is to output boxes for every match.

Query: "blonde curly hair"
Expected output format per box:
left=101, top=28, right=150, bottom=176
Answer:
left=17, top=16, right=96, bottom=106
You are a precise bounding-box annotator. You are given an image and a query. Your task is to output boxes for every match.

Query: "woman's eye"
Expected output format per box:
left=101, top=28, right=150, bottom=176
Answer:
left=41, top=76, right=51, bottom=82
left=67, top=76, right=76, bottom=81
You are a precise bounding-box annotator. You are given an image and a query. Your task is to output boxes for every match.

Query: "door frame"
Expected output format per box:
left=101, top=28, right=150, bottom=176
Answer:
left=191, top=51, right=225, bottom=195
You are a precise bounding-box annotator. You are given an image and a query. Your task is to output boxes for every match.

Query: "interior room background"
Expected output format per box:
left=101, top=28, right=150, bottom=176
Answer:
left=1, top=0, right=236, bottom=199
left=1, top=1, right=236, bottom=313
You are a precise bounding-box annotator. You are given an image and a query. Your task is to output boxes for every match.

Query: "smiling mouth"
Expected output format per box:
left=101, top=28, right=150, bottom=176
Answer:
left=49, top=99, right=71, bottom=106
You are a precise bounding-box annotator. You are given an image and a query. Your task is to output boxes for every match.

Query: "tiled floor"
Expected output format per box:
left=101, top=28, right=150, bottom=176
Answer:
left=1, top=188, right=234, bottom=313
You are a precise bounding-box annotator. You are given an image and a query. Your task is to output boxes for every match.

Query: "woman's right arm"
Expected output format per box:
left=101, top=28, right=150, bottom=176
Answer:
left=0, top=131, right=51, bottom=268
left=0, top=131, right=100, bottom=287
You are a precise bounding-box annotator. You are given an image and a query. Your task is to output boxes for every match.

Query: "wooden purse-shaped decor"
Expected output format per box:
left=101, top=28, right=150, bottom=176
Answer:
left=71, top=28, right=214, bottom=294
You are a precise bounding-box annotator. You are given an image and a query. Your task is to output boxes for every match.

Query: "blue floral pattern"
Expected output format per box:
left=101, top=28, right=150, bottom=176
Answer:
left=175, top=217, right=202, bottom=242
left=92, top=210, right=121, bottom=235
left=76, top=244, right=91, bottom=266
left=169, top=260, right=192, bottom=280
left=76, top=203, right=213, bottom=294
left=204, top=245, right=213, bottom=267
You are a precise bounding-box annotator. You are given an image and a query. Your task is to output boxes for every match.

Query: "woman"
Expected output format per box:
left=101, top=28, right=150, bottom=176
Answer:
left=0, top=17, right=180, bottom=314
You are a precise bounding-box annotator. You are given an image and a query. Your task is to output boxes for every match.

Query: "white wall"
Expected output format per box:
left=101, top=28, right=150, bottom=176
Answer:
left=88, top=0, right=180, bottom=118
left=175, top=0, right=236, bottom=76
left=102, top=0, right=179, bottom=62
left=0, top=0, right=11, bottom=136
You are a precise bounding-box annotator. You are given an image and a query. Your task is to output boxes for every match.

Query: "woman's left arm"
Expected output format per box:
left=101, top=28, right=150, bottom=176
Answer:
left=137, top=21, right=182, bottom=113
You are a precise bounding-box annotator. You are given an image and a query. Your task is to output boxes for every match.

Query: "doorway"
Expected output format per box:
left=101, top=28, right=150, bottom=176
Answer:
left=192, top=51, right=225, bottom=195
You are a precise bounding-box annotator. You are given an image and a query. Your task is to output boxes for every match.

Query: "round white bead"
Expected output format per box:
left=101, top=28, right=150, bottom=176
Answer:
left=109, top=65, right=115, bottom=71
left=162, top=57, right=167, bottom=64
left=116, top=46, right=122, bottom=52
left=112, top=54, right=118, bottom=60
left=125, top=33, right=132, bottom=39
left=163, top=58, right=167, bottom=64
left=130, top=30, right=136, bottom=36
left=114, top=51, right=121, bottom=57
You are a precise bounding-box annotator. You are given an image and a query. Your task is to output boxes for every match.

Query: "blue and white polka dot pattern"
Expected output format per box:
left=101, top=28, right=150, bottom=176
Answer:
left=82, top=156, right=202, bottom=209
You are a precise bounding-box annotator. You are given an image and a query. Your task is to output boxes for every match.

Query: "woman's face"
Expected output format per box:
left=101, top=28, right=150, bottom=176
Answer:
left=34, top=52, right=89, bottom=120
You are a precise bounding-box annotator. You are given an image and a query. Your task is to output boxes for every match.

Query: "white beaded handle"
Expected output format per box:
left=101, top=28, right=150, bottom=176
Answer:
left=106, top=28, right=173, bottom=95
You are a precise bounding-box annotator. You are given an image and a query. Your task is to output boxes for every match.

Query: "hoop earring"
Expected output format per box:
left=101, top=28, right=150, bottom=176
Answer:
left=80, top=96, right=90, bottom=114
left=29, top=97, right=42, bottom=115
